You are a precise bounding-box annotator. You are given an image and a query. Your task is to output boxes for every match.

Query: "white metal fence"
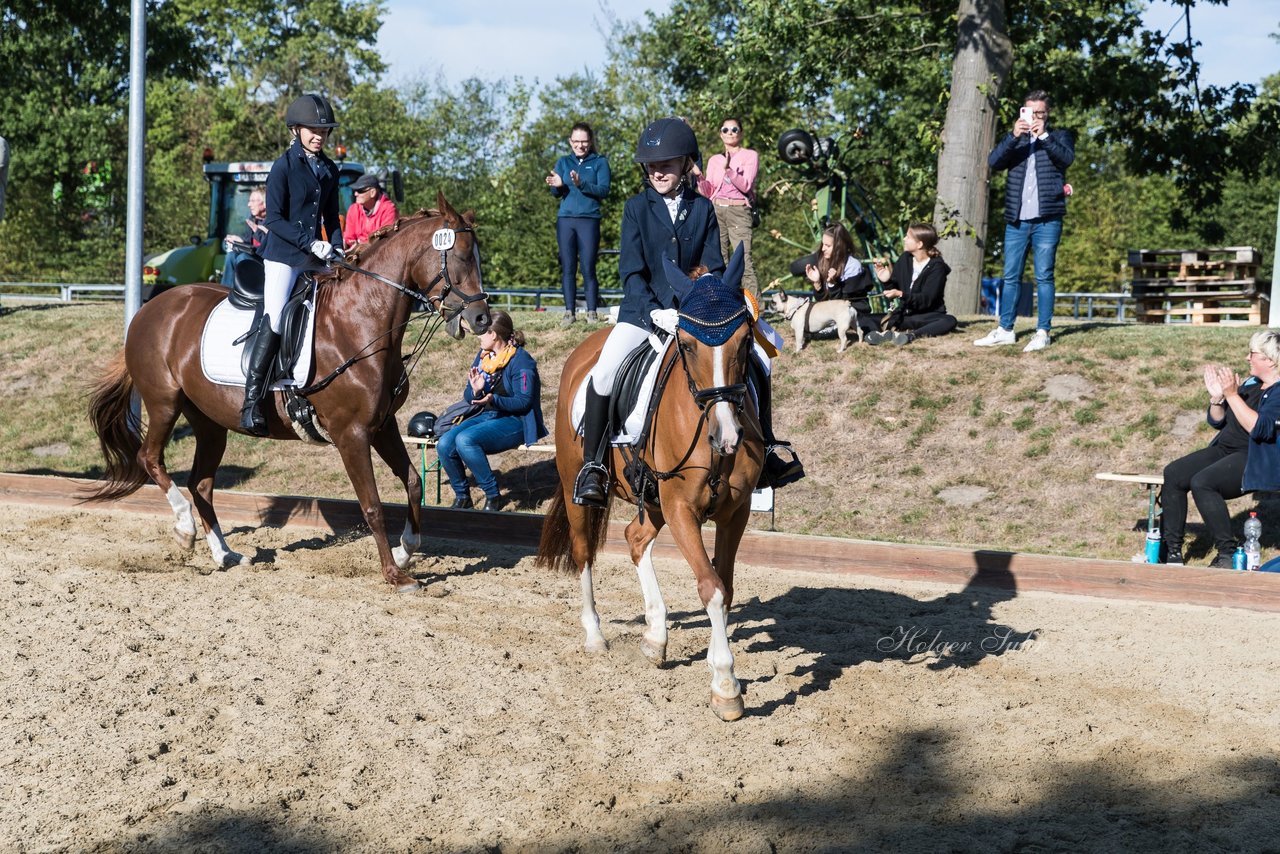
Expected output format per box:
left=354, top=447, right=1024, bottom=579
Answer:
left=0, top=280, right=1133, bottom=320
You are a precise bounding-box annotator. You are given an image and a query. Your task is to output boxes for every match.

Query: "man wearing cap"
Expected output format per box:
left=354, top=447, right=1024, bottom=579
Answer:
left=344, top=173, right=400, bottom=249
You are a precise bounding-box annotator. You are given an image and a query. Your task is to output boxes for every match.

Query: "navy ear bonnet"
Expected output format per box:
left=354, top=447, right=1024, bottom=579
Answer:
left=663, top=243, right=751, bottom=346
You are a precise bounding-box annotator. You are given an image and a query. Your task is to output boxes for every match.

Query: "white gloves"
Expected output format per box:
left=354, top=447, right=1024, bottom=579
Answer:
left=650, top=308, right=678, bottom=335
left=310, top=240, right=334, bottom=261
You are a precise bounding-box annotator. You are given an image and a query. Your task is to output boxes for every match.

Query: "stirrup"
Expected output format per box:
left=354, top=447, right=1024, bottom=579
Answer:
left=240, top=401, right=268, bottom=437
left=761, top=442, right=805, bottom=489
left=573, top=461, right=610, bottom=507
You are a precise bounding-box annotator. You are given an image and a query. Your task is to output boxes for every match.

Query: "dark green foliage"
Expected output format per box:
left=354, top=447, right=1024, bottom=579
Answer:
left=0, top=0, right=1277, bottom=297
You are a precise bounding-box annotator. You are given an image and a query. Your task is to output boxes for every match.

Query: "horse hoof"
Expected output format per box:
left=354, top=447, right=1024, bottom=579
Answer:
left=640, top=638, right=667, bottom=666
left=710, top=693, right=745, bottom=722
left=584, top=637, right=608, bottom=655
left=171, top=526, right=196, bottom=550
left=218, top=551, right=248, bottom=570
left=395, top=580, right=422, bottom=594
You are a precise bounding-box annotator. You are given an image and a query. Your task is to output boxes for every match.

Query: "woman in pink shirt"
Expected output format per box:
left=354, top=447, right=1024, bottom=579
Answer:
left=696, top=116, right=759, bottom=295
left=343, top=173, right=399, bottom=248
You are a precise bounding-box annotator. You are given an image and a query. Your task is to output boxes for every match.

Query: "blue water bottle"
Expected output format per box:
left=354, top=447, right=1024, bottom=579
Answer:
left=1145, top=529, right=1161, bottom=564
left=1233, top=547, right=1247, bottom=571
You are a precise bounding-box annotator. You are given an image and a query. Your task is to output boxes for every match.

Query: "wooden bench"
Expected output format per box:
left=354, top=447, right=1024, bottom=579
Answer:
left=1096, top=471, right=1164, bottom=539
left=402, top=435, right=555, bottom=505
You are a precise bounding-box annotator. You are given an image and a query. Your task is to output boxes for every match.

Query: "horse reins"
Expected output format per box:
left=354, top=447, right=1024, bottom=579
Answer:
left=332, top=224, right=489, bottom=324
left=629, top=326, right=752, bottom=521
left=294, top=223, right=487, bottom=403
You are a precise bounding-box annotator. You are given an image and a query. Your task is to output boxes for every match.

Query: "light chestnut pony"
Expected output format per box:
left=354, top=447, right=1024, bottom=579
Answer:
left=537, top=246, right=764, bottom=721
left=85, top=193, right=491, bottom=592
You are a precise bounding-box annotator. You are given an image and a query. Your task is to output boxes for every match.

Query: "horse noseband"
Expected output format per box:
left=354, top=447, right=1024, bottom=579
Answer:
left=693, top=383, right=747, bottom=412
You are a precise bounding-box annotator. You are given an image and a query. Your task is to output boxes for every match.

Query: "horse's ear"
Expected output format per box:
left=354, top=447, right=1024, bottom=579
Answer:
left=436, top=190, right=458, bottom=223
left=462, top=210, right=476, bottom=226
left=723, top=243, right=746, bottom=291
left=662, top=256, right=695, bottom=304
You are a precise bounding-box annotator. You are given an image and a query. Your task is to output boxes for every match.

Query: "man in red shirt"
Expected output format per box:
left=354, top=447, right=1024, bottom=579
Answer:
left=344, top=173, right=399, bottom=248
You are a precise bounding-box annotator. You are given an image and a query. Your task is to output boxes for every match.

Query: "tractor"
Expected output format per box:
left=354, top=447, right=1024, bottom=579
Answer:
left=142, top=150, right=401, bottom=301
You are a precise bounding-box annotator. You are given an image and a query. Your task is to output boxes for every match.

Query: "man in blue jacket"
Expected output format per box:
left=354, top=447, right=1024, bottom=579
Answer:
left=975, top=90, right=1074, bottom=353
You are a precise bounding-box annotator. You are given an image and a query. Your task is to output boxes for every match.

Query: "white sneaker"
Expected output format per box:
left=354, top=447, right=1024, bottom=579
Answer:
left=974, top=327, right=1015, bottom=347
left=1023, top=329, right=1051, bottom=352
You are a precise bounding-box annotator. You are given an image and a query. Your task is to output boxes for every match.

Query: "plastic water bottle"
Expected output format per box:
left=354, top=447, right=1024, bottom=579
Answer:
left=1145, top=529, right=1161, bottom=564
left=1243, top=512, right=1262, bottom=571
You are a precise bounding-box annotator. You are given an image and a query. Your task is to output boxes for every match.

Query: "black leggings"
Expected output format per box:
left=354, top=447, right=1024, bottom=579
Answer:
left=1161, top=445, right=1248, bottom=552
left=898, top=311, right=958, bottom=338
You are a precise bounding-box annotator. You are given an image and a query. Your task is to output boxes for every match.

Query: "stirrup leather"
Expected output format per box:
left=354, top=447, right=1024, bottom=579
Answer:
left=573, top=461, right=610, bottom=507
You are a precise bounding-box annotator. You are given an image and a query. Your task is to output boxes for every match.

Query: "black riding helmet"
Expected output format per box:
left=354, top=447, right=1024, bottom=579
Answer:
left=633, top=117, right=700, bottom=165
left=407, top=410, right=437, bottom=439
left=285, top=94, right=339, bottom=129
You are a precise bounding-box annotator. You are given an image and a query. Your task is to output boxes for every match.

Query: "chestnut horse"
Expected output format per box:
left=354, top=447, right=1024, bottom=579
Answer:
left=536, top=247, right=764, bottom=720
left=85, top=193, right=491, bottom=592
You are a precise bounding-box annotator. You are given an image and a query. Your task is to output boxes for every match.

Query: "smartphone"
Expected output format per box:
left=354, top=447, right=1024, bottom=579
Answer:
left=1019, top=106, right=1033, bottom=125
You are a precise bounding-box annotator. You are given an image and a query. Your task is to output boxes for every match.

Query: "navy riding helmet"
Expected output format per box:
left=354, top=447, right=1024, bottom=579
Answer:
left=285, top=94, right=339, bottom=129
left=634, top=117, right=700, bottom=165
left=407, top=410, right=437, bottom=438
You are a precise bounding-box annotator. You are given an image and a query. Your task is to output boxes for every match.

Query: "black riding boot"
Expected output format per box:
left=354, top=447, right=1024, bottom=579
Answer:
left=749, top=353, right=805, bottom=488
left=573, top=380, right=612, bottom=507
left=240, top=317, right=281, bottom=437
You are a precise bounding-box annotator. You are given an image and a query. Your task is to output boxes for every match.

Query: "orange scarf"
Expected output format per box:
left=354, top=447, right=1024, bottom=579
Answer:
left=479, top=343, right=517, bottom=376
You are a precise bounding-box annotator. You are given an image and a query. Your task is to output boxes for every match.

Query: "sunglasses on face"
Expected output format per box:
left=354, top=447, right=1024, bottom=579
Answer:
left=721, top=127, right=741, bottom=134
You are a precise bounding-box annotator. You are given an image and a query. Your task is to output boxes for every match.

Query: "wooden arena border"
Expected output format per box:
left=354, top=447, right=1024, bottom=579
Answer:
left=3, top=472, right=1279, bottom=613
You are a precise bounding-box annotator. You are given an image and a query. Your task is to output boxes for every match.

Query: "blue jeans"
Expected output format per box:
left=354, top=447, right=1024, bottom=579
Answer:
left=221, top=249, right=252, bottom=287
left=999, top=217, right=1063, bottom=332
left=557, top=216, right=601, bottom=313
left=436, top=410, right=524, bottom=499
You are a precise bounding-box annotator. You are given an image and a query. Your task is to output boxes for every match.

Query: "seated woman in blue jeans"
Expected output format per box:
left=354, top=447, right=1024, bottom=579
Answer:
left=437, top=310, right=547, bottom=511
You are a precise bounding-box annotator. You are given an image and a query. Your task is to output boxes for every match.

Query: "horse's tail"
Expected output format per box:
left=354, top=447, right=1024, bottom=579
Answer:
left=536, top=489, right=612, bottom=573
left=82, top=351, right=149, bottom=503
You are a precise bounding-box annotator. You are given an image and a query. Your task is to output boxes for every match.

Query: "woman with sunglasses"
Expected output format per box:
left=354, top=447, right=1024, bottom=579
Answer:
left=696, top=116, right=760, bottom=296
left=1158, top=331, right=1280, bottom=568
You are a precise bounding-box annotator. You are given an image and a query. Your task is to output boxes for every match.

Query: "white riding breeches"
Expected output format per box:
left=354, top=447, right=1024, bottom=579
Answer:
left=586, top=321, right=651, bottom=395
left=262, top=258, right=322, bottom=333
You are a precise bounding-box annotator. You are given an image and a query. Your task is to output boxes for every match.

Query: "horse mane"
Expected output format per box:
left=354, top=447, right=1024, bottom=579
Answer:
left=316, top=208, right=447, bottom=289
left=343, top=208, right=443, bottom=264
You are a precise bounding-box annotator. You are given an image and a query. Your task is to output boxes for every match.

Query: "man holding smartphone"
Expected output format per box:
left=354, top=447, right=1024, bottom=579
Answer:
left=975, top=89, right=1075, bottom=352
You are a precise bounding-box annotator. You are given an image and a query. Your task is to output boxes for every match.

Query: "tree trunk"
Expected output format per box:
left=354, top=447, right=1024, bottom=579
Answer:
left=934, top=0, right=1013, bottom=315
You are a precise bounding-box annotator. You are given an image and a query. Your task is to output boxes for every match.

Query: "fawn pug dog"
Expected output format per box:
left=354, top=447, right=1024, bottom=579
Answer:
left=771, top=291, right=860, bottom=352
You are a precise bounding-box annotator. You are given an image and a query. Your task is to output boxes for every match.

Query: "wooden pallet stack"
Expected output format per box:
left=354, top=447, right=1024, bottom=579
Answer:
left=1128, top=246, right=1268, bottom=325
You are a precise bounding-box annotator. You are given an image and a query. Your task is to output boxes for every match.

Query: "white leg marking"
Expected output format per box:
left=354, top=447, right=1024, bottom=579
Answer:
left=205, top=525, right=247, bottom=569
left=393, top=520, right=420, bottom=569
left=705, top=589, right=740, bottom=701
left=580, top=563, right=607, bottom=653
left=165, top=485, right=196, bottom=537
left=634, top=540, right=668, bottom=663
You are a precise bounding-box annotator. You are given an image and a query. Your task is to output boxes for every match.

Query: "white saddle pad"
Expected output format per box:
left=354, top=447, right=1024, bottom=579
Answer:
left=200, top=298, right=316, bottom=388
left=570, top=332, right=671, bottom=445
